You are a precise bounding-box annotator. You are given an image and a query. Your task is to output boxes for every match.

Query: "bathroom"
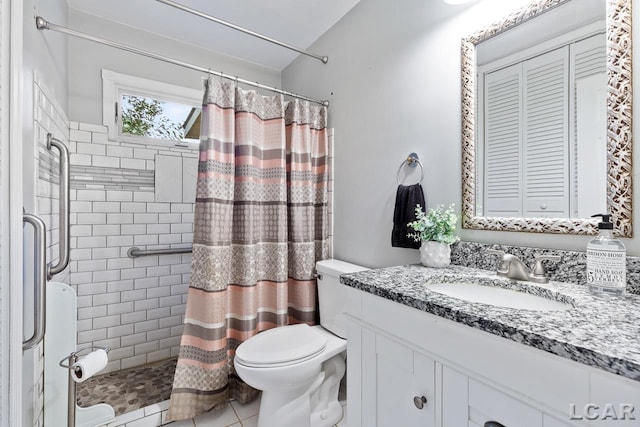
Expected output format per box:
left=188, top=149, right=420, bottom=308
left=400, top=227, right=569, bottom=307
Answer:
left=2, top=0, right=639, bottom=426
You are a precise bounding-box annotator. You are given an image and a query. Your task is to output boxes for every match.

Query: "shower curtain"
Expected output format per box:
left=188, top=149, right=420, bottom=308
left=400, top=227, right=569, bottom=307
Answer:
left=167, top=77, right=329, bottom=421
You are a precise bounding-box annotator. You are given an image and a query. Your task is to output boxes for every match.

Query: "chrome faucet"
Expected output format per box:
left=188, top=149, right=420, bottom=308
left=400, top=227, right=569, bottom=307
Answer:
left=486, top=249, right=560, bottom=284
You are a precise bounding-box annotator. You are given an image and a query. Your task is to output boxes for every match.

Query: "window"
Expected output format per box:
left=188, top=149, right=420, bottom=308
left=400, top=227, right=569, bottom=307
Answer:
left=102, top=70, right=202, bottom=146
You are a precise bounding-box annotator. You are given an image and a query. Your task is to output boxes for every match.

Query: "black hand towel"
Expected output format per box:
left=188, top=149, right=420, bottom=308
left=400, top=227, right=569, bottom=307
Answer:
left=392, top=183, right=426, bottom=249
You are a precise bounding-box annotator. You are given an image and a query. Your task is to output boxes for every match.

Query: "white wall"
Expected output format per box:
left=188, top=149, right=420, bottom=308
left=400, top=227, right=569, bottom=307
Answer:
left=67, top=9, right=282, bottom=125
left=283, top=0, right=640, bottom=265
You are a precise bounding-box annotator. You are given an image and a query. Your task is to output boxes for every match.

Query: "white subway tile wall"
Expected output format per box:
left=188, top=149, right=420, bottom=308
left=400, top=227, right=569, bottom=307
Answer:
left=67, top=121, right=198, bottom=372
left=35, top=77, right=71, bottom=427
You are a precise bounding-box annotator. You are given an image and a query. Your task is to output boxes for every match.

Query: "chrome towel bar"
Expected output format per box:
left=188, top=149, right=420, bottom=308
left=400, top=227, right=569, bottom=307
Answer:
left=47, top=133, right=70, bottom=279
left=127, top=246, right=193, bottom=258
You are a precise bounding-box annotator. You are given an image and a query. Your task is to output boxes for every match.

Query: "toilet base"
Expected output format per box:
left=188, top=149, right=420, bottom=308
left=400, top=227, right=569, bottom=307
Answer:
left=310, top=400, right=344, bottom=427
left=310, top=354, right=345, bottom=426
left=257, top=373, right=322, bottom=427
left=255, top=353, right=346, bottom=427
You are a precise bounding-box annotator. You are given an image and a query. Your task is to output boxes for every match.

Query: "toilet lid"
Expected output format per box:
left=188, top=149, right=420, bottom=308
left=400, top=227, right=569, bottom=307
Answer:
left=235, top=324, right=327, bottom=367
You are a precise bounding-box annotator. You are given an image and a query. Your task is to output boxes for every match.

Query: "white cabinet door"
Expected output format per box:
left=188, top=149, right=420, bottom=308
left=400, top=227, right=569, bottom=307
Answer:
left=362, top=329, right=436, bottom=426
left=442, top=365, right=468, bottom=427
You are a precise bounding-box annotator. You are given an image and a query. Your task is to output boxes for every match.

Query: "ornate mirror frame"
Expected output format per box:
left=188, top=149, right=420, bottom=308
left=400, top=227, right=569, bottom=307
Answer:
left=461, top=0, right=633, bottom=236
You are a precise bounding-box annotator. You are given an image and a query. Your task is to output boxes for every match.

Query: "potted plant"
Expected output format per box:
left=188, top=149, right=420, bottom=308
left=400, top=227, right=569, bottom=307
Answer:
left=407, top=204, right=460, bottom=267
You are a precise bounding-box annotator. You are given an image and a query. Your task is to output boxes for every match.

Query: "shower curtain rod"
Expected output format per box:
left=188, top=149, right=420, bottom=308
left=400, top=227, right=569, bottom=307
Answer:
left=35, top=17, right=329, bottom=107
left=156, top=0, right=329, bottom=65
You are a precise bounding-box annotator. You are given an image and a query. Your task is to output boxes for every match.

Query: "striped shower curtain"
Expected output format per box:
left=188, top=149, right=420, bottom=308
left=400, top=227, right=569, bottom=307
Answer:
left=167, top=77, right=329, bottom=421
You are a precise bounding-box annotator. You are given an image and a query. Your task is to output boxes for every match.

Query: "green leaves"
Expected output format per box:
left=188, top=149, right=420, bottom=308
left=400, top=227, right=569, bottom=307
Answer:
left=407, top=204, right=460, bottom=245
left=121, top=95, right=185, bottom=140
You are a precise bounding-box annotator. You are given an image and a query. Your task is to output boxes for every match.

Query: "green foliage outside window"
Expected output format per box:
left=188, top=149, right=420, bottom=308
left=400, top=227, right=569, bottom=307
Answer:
left=121, top=95, right=185, bottom=140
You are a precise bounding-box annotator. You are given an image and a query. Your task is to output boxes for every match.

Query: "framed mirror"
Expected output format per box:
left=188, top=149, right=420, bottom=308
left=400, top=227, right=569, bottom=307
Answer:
left=461, top=0, right=632, bottom=236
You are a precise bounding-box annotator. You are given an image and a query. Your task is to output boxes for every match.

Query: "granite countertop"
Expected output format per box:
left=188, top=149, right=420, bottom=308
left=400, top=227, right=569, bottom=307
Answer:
left=340, top=264, right=640, bottom=382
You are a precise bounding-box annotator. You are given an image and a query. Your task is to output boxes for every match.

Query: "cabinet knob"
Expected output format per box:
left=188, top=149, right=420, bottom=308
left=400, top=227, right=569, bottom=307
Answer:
left=413, top=395, right=427, bottom=409
left=484, top=422, right=506, bottom=427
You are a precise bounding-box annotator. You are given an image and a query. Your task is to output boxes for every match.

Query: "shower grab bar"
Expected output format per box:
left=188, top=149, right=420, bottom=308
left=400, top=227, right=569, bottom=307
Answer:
left=47, top=133, right=70, bottom=279
left=23, top=213, right=47, bottom=351
left=127, top=246, right=193, bottom=258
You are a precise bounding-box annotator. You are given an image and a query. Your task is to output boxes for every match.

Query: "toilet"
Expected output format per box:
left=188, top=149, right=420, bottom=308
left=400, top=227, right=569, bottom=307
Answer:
left=234, top=259, right=368, bottom=427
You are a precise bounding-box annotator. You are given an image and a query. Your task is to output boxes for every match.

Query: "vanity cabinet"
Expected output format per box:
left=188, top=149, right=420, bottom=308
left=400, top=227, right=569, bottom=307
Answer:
left=345, top=287, right=640, bottom=427
left=361, top=329, right=436, bottom=426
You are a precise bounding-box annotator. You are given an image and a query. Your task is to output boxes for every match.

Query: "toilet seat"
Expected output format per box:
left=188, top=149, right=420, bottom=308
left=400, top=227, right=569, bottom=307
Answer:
left=235, top=324, right=328, bottom=368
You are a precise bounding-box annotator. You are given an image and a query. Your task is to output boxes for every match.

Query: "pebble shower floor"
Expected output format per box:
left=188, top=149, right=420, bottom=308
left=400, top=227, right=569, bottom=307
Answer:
left=77, top=358, right=176, bottom=416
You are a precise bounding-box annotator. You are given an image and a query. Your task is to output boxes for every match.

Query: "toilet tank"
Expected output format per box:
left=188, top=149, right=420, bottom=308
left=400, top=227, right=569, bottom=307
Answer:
left=316, top=259, right=369, bottom=339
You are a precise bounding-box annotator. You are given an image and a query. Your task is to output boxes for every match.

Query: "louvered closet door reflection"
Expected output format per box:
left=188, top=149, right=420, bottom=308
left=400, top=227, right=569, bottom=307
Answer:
left=522, top=46, right=570, bottom=218
left=572, top=33, right=606, bottom=218
left=484, top=63, right=522, bottom=217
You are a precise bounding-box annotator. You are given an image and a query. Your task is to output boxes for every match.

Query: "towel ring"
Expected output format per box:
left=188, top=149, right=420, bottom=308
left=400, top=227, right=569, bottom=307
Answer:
left=396, top=153, right=424, bottom=185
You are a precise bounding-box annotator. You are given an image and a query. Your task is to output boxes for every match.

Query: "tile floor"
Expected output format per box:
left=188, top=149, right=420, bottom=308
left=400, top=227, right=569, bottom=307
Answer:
left=166, top=397, right=348, bottom=427
left=168, top=398, right=260, bottom=427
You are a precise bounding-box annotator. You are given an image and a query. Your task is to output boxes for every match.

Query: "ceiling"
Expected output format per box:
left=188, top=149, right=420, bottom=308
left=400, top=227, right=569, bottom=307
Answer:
left=66, top=0, right=361, bottom=71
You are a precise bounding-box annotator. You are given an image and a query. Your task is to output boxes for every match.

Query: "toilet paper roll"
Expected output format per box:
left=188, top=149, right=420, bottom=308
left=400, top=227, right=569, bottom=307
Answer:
left=71, top=349, right=108, bottom=383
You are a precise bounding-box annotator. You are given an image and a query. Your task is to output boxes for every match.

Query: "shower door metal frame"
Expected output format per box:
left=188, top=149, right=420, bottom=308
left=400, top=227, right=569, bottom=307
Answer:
left=0, top=0, right=9, bottom=422
left=4, top=0, right=25, bottom=425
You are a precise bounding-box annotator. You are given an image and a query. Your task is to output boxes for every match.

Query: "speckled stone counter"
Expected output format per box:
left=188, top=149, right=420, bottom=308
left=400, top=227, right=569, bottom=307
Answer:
left=340, top=264, right=640, bottom=382
left=450, top=241, right=640, bottom=295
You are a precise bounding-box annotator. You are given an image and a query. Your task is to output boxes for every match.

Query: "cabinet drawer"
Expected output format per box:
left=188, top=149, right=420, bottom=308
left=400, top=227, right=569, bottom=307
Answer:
left=469, top=379, right=543, bottom=427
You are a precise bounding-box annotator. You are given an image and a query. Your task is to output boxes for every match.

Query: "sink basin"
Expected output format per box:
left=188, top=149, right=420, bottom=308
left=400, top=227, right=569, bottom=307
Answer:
left=427, top=282, right=573, bottom=311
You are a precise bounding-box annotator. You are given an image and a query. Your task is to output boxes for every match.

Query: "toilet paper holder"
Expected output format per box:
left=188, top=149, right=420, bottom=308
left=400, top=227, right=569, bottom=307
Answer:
left=59, top=346, right=111, bottom=427
left=59, top=345, right=111, bottom=377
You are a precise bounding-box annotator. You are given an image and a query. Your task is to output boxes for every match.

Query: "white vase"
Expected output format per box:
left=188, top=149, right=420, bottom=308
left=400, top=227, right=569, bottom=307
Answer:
left=420, top=241, right=451, bottom=268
